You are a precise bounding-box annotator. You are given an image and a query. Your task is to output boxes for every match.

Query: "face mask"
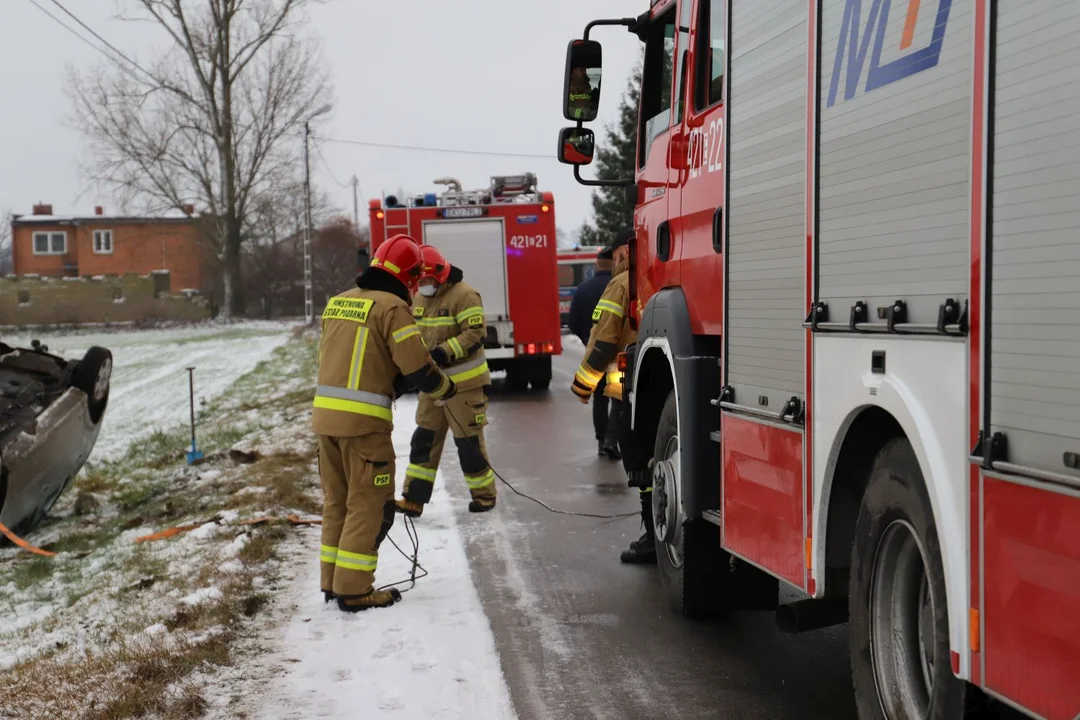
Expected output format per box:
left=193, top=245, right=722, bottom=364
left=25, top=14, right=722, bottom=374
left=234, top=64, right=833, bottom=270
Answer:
left=418, top=284, right=438, bottom=297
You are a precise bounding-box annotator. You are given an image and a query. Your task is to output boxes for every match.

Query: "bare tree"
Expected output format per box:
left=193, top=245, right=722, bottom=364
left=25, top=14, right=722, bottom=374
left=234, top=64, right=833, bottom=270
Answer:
left=68, top=0, right=332, bottom=319
left=0, top=211, right=12, bottom=276
left=243, top=177, right=339, bottom=317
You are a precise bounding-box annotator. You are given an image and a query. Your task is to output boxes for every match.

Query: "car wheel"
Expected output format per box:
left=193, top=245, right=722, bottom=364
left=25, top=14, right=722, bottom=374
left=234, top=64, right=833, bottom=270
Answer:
left=72, top=346, right=112, bottom=424
left=850, top=438, right=966, bottom=720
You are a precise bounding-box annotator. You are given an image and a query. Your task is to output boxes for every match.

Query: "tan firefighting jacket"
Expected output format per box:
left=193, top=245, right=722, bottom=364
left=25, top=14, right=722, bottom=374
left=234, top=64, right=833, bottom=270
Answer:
left=313, top=287, right=452, bottom=437
left=574, top=258, right=636, bottom=401
left=413, top=279, right=491, bottom=391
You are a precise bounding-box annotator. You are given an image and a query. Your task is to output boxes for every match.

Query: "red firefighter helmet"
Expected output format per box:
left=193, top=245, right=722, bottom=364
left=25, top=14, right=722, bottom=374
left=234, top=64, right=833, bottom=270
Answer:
left=371, top=234, right=423, bottom=290
left=420, top=245, right=451, bottom=284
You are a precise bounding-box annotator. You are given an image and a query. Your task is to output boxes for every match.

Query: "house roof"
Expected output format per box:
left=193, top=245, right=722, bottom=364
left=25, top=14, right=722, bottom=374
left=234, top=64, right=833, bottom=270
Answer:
left=12, top=212, right=200, bottom=226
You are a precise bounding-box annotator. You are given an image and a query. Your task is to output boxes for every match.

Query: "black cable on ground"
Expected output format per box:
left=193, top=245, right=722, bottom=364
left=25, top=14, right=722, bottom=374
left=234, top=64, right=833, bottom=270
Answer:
left=441, top=401, right=639, bottom=520
left=374, top=394, right=639, bottom=593
left=378, top=515, right=427, bottom=594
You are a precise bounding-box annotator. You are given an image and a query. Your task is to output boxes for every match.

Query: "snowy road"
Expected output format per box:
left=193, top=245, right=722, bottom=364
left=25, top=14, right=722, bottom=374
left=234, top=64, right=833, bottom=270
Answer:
left=6, top=321, right=295, bottom=461
left=216, top=349, right=862, bottom=720
left=217, top=394, right=515, bottom=720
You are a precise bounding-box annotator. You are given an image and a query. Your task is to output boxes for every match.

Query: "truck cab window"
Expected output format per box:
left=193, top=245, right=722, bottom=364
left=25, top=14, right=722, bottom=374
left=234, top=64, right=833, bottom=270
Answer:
left=638, top=14, right=676, bottom=168
left=694, top=0, right=726, bottom=110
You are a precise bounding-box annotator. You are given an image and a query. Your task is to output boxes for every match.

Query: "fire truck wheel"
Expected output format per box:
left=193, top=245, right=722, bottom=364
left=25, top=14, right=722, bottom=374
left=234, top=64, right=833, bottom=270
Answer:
left=849, top=438, right=966, bottom=720
left=653, top=391, right=720, bottom=618
left=528, top=357, right=552, bottom=391
left=505, top=366, right=529, bottom=393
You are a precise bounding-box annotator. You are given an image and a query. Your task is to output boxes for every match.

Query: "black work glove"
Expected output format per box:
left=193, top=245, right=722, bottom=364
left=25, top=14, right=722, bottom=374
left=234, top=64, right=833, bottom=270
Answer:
left=436, top=378, right=458, bottom=405
left=430, top=346, right=451, bottom=368
left=392, top=373, right=409, bottom=399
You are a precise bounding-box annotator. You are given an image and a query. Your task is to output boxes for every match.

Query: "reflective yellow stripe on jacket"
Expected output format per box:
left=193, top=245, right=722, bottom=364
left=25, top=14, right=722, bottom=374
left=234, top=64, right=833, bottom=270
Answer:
left=592, top=298, right=624, bottom=322
left=313, top=385, right=393, bottom=421
left=393, top=324, right=420, bottom=343
left=445, top=355, right=489, bottom=383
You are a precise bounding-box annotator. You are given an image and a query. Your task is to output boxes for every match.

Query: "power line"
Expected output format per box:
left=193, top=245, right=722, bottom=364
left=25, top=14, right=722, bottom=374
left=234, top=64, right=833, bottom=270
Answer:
left=315, top=135, right=553, bottom=160
left=46, top=0, right=157, bottom=82
left=314, top=141, right=350, bottom=188
left=27, top=0, right=157, bottom=84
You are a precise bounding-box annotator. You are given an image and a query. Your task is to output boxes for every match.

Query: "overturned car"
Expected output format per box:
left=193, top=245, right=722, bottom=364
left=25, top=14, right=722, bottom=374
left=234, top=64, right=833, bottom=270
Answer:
left=0, top=339, right=111, bottom=536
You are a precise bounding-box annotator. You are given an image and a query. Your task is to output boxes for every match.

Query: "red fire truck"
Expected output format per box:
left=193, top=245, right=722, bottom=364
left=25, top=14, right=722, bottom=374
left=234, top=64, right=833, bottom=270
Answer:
left=558, top=2, right=1080, bottom=719
left=369, top=174, right=561, bottom=391
left=557, top=247, right=600, bottom=326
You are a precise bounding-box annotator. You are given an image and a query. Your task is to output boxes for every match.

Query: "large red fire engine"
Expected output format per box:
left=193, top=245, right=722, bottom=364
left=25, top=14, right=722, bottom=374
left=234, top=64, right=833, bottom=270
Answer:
left=369, top=174, right=561, bottom=391
left=559, top=2, right=1080, bottom=719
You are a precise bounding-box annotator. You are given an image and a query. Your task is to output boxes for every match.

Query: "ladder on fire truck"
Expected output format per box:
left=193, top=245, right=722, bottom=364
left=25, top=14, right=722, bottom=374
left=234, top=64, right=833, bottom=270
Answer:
left=381, top=191, right=412, bottom=244
left=429, top=174, right=541, bottom=207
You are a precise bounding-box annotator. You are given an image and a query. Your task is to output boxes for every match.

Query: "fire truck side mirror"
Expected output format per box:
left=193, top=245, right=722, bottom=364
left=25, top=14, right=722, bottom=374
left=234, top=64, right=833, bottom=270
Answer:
left=558, top=127, right=595, bottom=166
left=563, top=39, right=603, bottom=122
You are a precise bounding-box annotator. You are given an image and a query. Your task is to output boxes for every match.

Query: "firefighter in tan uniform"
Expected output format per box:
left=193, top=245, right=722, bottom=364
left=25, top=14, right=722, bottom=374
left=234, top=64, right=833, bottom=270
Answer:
left=314, top=234, right=457, bottom=612
left=395, top=246, right=498, bottom=517
left=570, top=230, right=655, bottom=564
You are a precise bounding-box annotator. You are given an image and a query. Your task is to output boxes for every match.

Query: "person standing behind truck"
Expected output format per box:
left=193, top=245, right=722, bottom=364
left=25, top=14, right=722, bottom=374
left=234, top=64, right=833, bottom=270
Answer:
left=570, top=230, right=655, bottom=564
left=395, top=245, right=498, bottom=517
left=314, top=234, right=457, bottom=613
left=568, top=246, right=620, bottom=459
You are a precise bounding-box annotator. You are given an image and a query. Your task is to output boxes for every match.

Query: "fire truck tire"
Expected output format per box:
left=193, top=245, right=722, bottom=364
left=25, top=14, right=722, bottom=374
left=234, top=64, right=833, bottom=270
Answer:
left=505, top=366, right=529, bottom=393
left=528, top=357, right=552, bottom=391
left=653, top=391, right=721, bottom=618
left=849, top=438, right=966, bottom=720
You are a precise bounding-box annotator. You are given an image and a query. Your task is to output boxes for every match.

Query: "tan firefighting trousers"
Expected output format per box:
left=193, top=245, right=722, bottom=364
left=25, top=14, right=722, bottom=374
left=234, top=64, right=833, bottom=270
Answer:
left=318, top=433, right=396, bottom=598
left=401, top=387, right=496, bottom=504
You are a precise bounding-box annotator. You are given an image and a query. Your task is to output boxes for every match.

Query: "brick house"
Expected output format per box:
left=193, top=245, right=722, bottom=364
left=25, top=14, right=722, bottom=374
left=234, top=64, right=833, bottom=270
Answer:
left=10, top=203, right=210, bottom=292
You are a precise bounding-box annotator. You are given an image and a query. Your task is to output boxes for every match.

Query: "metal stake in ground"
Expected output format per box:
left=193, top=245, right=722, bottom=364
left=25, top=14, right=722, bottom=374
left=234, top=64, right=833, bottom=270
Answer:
left=185, top=366, right=204, bottom=465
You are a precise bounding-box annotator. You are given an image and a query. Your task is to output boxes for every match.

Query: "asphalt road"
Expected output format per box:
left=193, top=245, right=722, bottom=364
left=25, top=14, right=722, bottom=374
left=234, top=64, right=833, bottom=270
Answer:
left=455, top=349, right=858, bottom=720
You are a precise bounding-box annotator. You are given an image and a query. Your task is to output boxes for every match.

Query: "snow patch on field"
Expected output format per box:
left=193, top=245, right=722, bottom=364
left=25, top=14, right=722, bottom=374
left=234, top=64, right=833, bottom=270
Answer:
left=6, top=321, right=296, bottom=461
left=211, top=395, right=516, bottom=720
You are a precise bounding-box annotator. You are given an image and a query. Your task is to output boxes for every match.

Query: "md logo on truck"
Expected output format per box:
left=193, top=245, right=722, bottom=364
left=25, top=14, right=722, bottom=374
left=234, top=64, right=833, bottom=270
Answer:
left=827, top=0, right=953, bottom=107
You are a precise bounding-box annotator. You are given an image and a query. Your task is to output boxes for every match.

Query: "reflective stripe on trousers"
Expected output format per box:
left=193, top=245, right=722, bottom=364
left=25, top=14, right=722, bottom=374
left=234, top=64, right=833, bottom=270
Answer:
left=313, top=385, right=393, bottom=421
left=320, top=545, right=377, bottom=572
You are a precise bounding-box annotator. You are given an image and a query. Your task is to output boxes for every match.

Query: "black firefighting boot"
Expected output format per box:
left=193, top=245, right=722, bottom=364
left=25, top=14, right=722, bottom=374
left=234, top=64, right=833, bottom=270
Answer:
left=468, top=496, right=496, bottom=513
left=620, top=492, right=657, bottom=564
left=395, top=498, right=424, bottom=518
left=337, top=588, right=402, bottom=613
left=323, top=590, right=335, bottom=604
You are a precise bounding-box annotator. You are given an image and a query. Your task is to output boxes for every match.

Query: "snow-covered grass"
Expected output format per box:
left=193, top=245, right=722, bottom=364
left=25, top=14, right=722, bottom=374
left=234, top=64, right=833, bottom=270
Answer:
left=201, top=393, right=516, bottom=719
left=0, top=327, right=320, bottom=719
left=5, top=320, right=295, bottom=461
left=1, top=323, right=516, bottom=720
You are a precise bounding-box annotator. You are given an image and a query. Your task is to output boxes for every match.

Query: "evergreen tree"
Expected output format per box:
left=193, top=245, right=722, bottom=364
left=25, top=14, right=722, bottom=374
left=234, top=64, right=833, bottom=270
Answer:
left=580, top=63, right=641, bottom=246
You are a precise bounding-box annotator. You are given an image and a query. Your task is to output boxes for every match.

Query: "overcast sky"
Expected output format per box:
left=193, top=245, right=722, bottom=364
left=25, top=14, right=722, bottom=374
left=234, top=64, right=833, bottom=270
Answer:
left=1, top=0, right=642, bottom=237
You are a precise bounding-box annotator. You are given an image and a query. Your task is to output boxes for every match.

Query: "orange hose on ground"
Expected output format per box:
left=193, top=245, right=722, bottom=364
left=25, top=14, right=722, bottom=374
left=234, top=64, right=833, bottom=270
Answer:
left=133, top=522, right=205, bottom=544
left=0, top=522, right=58, bottom=557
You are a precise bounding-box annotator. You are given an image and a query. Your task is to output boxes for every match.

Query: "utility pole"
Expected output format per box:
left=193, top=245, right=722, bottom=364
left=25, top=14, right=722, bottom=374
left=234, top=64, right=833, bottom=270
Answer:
left=351, top=175, right=360, bottom=231
left=302, top=105, right=332, bottom=326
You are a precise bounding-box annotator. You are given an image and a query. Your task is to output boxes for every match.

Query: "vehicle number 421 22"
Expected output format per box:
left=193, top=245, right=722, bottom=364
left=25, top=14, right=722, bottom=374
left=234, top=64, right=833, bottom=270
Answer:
left=509, top=234, right=548, bottom=249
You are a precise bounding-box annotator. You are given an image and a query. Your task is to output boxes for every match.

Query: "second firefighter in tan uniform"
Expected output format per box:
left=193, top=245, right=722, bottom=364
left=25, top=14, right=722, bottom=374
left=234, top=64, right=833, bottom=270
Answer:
left=314, top=234, right=456, bottom=612
left=571, top=230, right=655, bottom=564
left=396, top=245, right=497, bottom=516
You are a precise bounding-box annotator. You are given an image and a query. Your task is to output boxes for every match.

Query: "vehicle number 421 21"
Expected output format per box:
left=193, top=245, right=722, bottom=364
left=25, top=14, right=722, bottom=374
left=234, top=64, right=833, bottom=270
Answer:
left=509, top=234, right=548, bottom=249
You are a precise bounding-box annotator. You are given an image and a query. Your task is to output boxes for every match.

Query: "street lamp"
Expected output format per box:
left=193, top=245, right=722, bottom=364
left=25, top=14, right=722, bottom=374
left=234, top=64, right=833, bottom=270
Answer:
left=303, top=103, right=333, bottom=325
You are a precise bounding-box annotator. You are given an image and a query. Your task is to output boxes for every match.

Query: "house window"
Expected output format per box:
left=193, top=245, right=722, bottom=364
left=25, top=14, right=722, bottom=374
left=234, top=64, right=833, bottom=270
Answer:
left=32, top=231, right=67, bottom=255
left=93, top=229, right=114, bottom=254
